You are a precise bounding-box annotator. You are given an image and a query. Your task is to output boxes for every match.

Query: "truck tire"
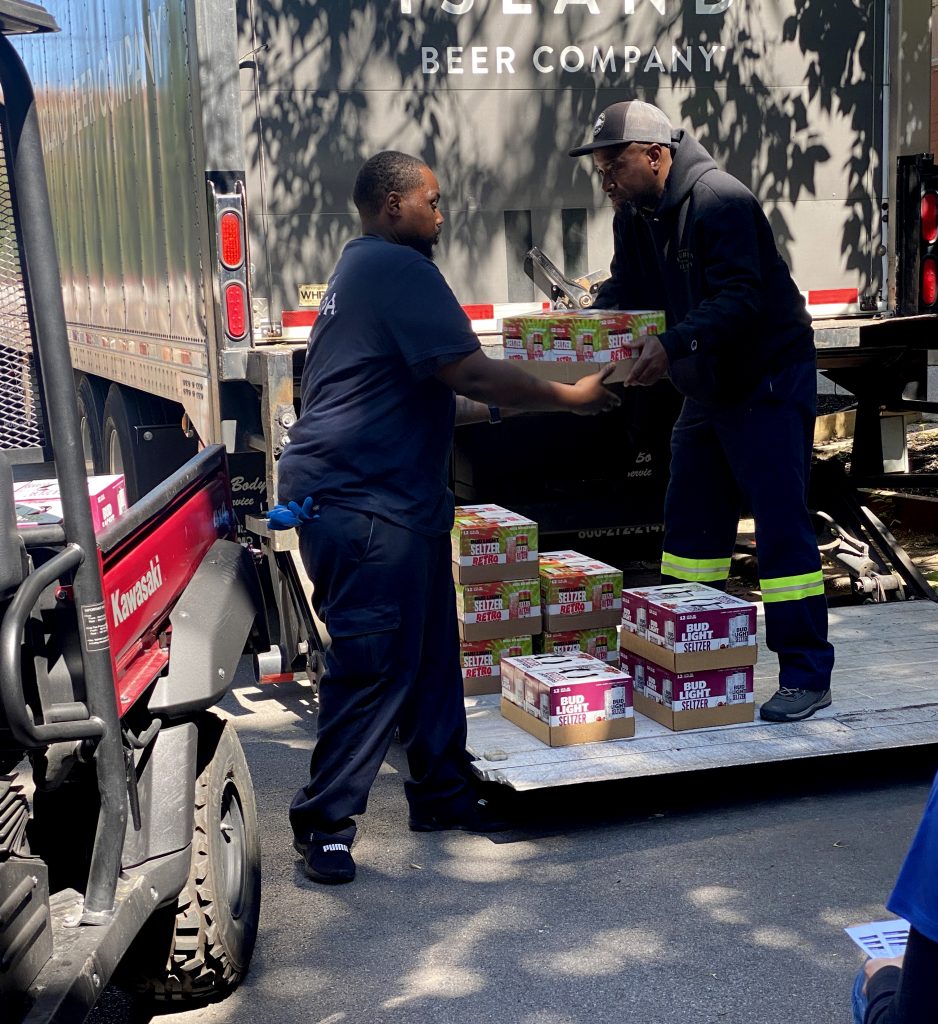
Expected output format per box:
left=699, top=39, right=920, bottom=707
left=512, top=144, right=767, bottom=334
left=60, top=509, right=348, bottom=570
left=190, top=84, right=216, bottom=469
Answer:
left=76, top=373, right=107, bottom=474
left=101, top=384, right=167, bottom=503
left=127, top=714, right=261, bottom=1003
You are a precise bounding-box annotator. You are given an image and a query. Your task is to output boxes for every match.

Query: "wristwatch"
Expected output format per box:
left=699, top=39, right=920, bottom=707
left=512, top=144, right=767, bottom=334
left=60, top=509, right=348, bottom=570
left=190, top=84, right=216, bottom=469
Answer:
left=487, top=405, right=502, bottom=425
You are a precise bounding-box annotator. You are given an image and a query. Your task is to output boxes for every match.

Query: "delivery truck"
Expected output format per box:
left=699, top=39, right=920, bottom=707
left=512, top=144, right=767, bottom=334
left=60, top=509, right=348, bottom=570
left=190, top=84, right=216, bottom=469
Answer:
left=10, top=2, right=938, bottom=675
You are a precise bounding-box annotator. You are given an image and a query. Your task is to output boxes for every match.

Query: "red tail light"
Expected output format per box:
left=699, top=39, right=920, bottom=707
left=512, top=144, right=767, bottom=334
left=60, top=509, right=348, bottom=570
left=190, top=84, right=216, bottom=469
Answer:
left=922, top=256, right=938, bottom=307
left=219, top=210, right=244, bottom=269
left=922, top=192, right=938, bottom=245
left=224, top=281, right=248, bottom=338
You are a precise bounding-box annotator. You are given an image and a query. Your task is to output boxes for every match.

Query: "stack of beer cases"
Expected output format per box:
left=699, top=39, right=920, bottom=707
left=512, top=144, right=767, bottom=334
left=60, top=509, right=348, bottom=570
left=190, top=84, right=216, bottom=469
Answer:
left=499, top=649, right=634, bottom=748
left=618, top=583, right=758, bottom=732
left=452, top=505, right=541, bottom=696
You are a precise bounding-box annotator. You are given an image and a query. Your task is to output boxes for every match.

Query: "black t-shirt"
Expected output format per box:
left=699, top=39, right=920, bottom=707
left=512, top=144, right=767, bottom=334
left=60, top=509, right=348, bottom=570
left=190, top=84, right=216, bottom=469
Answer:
left=277, top=235, right=481, bottom=536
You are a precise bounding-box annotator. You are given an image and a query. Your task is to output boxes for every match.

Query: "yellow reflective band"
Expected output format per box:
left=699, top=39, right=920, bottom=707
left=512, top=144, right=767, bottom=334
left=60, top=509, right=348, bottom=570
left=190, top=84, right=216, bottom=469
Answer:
left=660, top=551, right=731, bottom=583
left=760, top=570, right=825, bottom=603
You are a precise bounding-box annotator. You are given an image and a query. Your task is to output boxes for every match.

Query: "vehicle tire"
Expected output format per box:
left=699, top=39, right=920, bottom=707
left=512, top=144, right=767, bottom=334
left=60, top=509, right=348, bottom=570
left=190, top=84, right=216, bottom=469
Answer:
left=101, top=384, right=168, bottom=503
left=75, top=373, right=107, bottom=475
left=125, top=714, right=261, bottom=1003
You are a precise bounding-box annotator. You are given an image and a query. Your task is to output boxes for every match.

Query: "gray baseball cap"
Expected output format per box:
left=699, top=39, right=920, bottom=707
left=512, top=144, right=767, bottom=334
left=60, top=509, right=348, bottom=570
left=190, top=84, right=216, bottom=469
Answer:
left=569, top=100, right=673, bottom=156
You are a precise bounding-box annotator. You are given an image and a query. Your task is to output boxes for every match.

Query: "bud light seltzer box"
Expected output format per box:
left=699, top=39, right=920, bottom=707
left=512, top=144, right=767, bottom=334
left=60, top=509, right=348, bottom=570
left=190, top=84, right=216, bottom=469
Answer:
left=501, top=652, right=583, bottom=708
left=456, top=578, right=542, bottom=641
left=637, top=664, right=755, bottom=730
left=645, top=587, right=757, bottom=653
left=620, top=582, right=711, bottom=636
left=618, top=647, right=647, bottom=700
left=539, top=627, right=618, bottom=664
left=500, top=652, right=635, bottom=745
left=539, top=550, right=623, bottom=631
left=460, top=635, right=533, bottom=696
left=452, top=504, right=539, bottom=584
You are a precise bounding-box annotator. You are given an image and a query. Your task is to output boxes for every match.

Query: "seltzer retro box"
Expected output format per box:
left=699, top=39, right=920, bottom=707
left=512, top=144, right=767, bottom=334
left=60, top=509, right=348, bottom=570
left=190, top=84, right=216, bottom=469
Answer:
left=642, top=665, right=754, bottom=711
left=620, top=582, right=712, bottom=636
left=539, top=550, right=623, bottom=629
left=645, top=586, right=757, bottom=653
left=455, top=577, right=542, bottom=641
left=539, top=627, right=618, bottom=664
left=14, top=474, right=128, bottom=533
left=452, top=504, right=539, bottom=582
left=502, top=652, right=633, bottom=726
left=569, top=310, right=666, bottom=363
left=499, top=309, right=666, bottom=363
left=460, top=635, right=533, bottom=683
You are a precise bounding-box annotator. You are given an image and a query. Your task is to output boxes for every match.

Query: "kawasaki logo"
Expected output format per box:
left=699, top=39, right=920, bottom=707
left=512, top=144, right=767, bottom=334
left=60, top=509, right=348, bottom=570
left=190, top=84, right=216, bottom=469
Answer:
left=110, top=557, right=164, bottom=626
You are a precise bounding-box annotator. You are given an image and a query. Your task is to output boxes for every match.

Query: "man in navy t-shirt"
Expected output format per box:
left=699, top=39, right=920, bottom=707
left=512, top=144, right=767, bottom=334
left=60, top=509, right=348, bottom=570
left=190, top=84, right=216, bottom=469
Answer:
left=279, top=151, right=618, bottom=884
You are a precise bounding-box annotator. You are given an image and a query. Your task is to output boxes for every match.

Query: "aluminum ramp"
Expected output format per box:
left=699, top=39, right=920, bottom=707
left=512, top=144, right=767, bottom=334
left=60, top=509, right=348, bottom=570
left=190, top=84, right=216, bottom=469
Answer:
left=466, top=601, right=938, bottom=790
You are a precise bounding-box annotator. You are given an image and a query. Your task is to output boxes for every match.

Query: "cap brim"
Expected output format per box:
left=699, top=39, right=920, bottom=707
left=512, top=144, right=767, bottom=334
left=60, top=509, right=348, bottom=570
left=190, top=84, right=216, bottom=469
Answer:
left=568, top=139, right=625, bottom=157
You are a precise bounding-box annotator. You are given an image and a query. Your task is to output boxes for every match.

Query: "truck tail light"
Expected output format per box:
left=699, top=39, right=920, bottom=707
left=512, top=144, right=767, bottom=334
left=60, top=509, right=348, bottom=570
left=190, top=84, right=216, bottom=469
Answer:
left=225, top=281, right=248, bottom=339
left=219, top=210, right=245, bottom=269
left=922, top=192, right=938, bottom=245
left=922, top=256, right=938, bottom=307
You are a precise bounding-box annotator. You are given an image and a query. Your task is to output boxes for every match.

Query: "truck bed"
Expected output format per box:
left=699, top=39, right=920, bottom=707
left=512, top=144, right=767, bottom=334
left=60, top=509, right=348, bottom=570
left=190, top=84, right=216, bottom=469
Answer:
left=466, top=600, right=938, bottom=790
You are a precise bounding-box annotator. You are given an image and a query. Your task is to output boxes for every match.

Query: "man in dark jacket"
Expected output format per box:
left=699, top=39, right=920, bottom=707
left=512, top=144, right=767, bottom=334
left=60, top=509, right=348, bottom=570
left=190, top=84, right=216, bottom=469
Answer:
left=570, top=100, right=834, bottom=722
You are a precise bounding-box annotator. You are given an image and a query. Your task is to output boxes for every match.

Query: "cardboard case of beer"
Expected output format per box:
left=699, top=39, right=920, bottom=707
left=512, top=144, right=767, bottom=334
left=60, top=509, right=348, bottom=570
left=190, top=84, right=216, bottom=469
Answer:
left=499, top=310, right=666, bottom=364
left=620, top=584, right=758, bottom=673
left=637, top=664, right=755, bottom=731
left=539, top=550, right=623, bottom=631
left=14, top=475, right=128, bottom=533
left=452, top=504, right=539, bottom=584
left=538, top=626, right=618, bottom=664
left=460, top=635, right=533, bottom=696
left=456, top=578, right=542, bottom=641
left=500, top=652, right=634, bottom=747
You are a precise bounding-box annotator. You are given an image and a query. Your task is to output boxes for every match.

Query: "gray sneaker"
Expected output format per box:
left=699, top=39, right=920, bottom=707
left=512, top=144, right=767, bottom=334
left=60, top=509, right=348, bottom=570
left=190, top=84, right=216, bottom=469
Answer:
left=759, top=686, right=832, bottom=722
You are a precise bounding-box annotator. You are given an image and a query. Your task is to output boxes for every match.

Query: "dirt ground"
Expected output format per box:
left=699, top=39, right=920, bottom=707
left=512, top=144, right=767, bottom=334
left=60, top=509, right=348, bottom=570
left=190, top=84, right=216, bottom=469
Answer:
left=727, top=422, right=938, bottom=602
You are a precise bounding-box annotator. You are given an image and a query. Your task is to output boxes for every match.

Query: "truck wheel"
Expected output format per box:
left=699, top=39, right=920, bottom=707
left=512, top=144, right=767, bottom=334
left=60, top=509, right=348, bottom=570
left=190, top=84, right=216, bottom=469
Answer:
left=127, top=715, right=261, bottom=1003
left=76, top=374, right=107, bottom=474
left=101, top=385, right=168, bottom=503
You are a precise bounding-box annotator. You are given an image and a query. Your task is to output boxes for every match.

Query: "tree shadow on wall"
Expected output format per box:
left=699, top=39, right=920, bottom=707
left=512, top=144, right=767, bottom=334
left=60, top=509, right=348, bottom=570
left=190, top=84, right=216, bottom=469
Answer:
left=233, top=0, right=875, bottom=306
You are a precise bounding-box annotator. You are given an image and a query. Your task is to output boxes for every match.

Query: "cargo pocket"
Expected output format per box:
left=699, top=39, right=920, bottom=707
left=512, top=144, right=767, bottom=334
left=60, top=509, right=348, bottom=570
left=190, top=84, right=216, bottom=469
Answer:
left=324, top=602, right=402, bottom=682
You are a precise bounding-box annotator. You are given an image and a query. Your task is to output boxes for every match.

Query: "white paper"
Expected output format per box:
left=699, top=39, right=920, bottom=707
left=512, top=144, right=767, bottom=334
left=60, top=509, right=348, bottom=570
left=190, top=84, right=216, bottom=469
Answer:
left=845, top=919, right=910, bottom=958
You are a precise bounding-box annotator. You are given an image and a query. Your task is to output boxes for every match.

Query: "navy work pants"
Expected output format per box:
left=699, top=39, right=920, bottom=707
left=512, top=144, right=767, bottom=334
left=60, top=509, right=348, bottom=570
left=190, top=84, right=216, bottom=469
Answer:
left=660, top=360, right=835, bottom=691
left=289, top=506, right=473, bottom=842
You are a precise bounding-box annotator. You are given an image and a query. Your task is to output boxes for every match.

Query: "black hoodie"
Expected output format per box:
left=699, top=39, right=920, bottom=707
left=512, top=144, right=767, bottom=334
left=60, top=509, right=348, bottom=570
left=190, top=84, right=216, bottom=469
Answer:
left=592, top=130, right=815, bottom=407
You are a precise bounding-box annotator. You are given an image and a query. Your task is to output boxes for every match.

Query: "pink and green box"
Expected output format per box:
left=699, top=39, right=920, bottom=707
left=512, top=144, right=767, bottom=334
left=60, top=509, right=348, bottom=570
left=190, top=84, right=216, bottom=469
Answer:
left=460, top=635, right=533, bottom=696
left=538, top=627, right=618, bottom=664
left=570, top=310, right=666, bottom=362
left=456, top=578, right=542, bottom=641
left=451, top=504, right=539, bottom=584
left=502, top=316, right=527, bottom=360
left=539, top=550, right=623, bottom=631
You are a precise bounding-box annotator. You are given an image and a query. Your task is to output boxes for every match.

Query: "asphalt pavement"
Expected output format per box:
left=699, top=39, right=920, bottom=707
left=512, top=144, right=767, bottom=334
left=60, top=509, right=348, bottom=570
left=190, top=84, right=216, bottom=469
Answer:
left=87, top=678, right=937, bottom=1024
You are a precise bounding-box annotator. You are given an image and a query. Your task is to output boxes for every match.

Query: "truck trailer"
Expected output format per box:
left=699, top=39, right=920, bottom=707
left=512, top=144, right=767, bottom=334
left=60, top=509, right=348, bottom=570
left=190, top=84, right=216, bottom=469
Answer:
left=9, top=1, right=938, bottom=757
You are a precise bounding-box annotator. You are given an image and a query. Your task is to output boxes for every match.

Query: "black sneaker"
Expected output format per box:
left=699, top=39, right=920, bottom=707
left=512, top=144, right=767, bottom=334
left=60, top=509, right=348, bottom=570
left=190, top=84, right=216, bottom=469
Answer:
left=759, top=686, right=832, bottom=723
left=409, top=798, right=512, bottom=834
left=293, top=834, right=356, bottom=884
